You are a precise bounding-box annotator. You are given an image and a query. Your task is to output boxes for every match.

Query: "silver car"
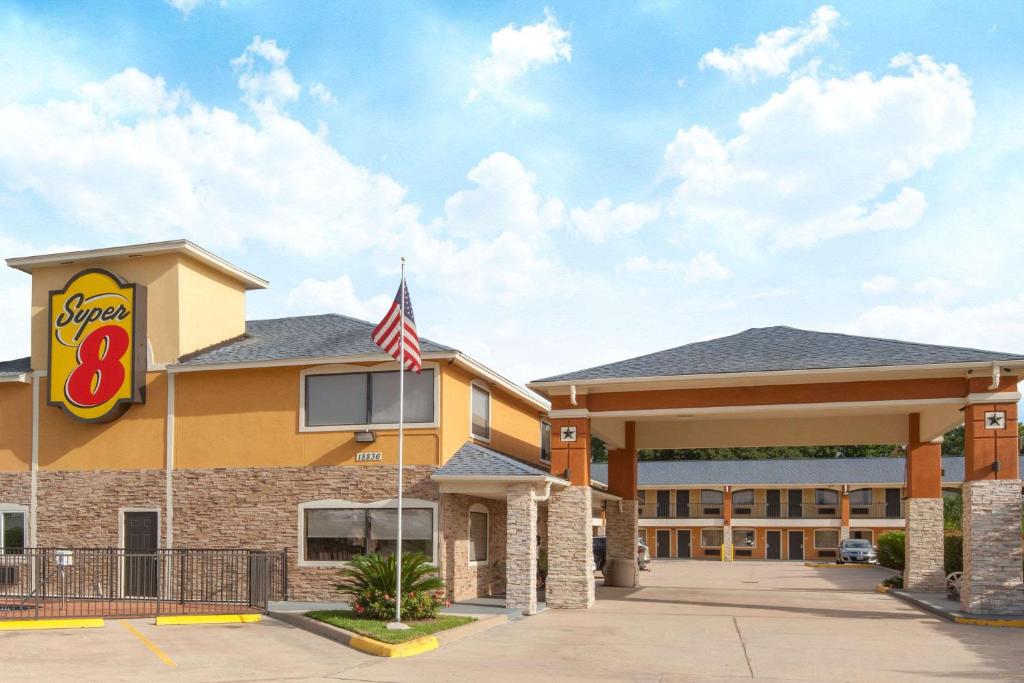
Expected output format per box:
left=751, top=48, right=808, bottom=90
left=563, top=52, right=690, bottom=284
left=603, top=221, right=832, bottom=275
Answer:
left=837, top=538, right=877, bottom=564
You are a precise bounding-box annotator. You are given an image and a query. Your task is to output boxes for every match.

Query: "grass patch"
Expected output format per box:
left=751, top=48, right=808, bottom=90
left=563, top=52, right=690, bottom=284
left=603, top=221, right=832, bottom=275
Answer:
left=305, top=610, right=474, bottom=644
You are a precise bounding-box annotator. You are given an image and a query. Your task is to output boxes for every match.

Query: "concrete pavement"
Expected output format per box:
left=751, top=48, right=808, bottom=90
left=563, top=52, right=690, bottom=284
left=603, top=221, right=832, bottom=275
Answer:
left=3, top=561, right=1022, bottom=681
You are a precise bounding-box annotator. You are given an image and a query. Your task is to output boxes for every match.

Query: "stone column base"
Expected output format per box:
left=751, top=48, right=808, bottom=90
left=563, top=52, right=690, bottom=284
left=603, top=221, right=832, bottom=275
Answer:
left=840, top=526, right=850, bottom=542
left=506, top=484, right=538, bottom=616
left=962, top=479, right=1024, bottom=615
left=904, top=498, right=945, bottom=592
left=546, top=486, right=595, bottom=609
left=604, top=500, right=638, bottom=587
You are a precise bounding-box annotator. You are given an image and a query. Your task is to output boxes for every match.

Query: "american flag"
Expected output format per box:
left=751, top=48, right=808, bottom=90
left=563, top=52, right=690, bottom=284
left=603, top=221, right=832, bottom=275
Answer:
left=372, top=278, right=421, bottom=373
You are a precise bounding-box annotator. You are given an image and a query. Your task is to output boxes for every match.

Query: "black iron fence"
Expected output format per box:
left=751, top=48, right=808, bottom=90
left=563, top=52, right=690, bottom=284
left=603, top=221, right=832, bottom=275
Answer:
left=0, top=548, right=287, bottom=620
left=640, top=500, right=904, bottom=520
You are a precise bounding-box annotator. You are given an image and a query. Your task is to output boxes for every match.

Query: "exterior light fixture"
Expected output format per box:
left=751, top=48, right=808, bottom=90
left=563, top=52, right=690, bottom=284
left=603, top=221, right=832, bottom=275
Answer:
left=355, top=431, right=376, bottom=443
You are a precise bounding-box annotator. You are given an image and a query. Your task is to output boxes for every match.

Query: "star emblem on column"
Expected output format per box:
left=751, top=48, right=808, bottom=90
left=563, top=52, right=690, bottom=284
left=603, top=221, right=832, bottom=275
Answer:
left=985, top=411, right=1006, bottom=429
left=560, top=426, right=577, bottom=442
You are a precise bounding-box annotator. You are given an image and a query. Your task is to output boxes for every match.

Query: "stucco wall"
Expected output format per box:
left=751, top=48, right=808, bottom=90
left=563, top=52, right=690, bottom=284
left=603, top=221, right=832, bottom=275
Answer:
left=0, top=383, right=31, bottom=472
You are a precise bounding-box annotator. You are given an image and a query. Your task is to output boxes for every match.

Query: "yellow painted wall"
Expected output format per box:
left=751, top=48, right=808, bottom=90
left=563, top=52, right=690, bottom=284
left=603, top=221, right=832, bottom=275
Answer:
left=0, top=382, right=32, bottom=472
left=39, top=372, right=167, bottom=471
left=176, top=256, right=246, bottom=357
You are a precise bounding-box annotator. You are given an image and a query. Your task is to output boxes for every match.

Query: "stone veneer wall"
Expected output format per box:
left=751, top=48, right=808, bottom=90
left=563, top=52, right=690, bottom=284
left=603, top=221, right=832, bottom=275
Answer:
left=962, top=480, right=1024, bottom=614
left=440, top=493, right=507, bottom=602
left=172, top=465, right=438, bottom=601
left=546, top=485, right=595, bottom=609
left=505, top=484, right=537, bottom=615
left=0, top=472, right=31, bottom=507
left=604, top=500, right=638, bottom=587
left=37, top=470, right=167, bottom=547
left=903, top=498, right=945, bottom=592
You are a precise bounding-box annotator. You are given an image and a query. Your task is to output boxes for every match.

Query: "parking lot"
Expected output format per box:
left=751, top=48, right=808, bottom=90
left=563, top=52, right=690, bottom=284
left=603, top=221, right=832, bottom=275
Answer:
left=4, top=561, right=1023, bottom=682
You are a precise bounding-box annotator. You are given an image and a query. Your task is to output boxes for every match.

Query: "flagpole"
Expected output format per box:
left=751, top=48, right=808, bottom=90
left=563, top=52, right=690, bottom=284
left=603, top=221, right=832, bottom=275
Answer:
left=392, top=258, right=407, bottom=628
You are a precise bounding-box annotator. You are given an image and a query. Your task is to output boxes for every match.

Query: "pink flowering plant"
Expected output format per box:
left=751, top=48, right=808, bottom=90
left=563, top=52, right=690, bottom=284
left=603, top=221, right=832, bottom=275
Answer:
left=335, top=552, right=445, bottom=620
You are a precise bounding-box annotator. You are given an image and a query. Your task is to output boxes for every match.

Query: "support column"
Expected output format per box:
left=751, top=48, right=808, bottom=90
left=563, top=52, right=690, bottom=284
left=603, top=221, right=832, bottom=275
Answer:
left=722, top=487, right=733, bottom=559
left=605, top=421, right=638, bottom=586
left=547, top=485, right=596, bottom=609
left=840, top=488, right=851, bottom=542
left=506, top=484, right=538, bottom=616
left=903, top=413, right=945, bottom=592
left=961, top=378, right=1024, bottom=614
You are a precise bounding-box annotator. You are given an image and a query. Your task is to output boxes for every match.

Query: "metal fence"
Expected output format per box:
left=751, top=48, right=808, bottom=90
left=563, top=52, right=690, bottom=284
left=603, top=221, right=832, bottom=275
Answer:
left=0, top=548, right=287, bottom=620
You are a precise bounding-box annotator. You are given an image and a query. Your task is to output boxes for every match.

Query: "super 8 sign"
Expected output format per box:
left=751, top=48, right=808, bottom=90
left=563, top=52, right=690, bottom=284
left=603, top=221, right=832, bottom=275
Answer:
left=48, top=269, right=147, bottom=422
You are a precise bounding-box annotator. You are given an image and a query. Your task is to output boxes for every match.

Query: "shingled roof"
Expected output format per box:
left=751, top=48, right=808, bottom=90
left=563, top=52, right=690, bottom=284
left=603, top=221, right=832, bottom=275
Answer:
left=433, top=441, right=563, bottom=480
left=589, top=455, right=1024, bottom=487
left=0, top=356, right=30, bottom=378
left=175, top=314, right=454, bottom=367
left=532, top=326, right=1024, bottom=383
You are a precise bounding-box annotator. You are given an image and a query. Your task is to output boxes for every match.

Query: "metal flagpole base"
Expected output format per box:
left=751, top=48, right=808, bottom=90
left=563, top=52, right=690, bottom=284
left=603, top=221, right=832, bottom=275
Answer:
left=386, top=622, right=411, bottom=630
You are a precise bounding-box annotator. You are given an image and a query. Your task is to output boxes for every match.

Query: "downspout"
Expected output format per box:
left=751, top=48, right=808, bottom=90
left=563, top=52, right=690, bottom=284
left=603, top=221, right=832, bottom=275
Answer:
left=569, top=385, right=577, bottom=407
left=165, top=371, right=175, bottom=549
left=531, top=481, right=553, bottom=503
left=29, top=371, right=40, bottom=548
left=988, top=361, right=1001, bottom=391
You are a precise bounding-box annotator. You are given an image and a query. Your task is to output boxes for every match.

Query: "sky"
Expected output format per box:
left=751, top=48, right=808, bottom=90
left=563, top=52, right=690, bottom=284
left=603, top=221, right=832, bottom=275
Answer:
left=0, top=1, right=1023, bottom=384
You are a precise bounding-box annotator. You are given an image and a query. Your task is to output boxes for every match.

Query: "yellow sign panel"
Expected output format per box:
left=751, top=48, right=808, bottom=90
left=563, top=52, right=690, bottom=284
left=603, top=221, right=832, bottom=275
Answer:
left=48, top=269, right=147, bottom=422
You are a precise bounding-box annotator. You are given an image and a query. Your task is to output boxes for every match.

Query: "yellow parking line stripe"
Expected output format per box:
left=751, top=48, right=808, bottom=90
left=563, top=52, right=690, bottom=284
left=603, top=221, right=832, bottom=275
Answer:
left=120, top=621, right=176, bottom=668
left=155, top=613, right=261, bottom=626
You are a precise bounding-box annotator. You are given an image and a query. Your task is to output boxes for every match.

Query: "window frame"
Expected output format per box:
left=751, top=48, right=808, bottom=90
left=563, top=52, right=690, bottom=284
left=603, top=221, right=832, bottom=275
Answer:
left=850, top=529, right=873, bottom=543
left=814, top=488, right=840, bottom=506
left=469, top=380, right=492, bottom=442
left=849, top=488, right=873, bottom=506
left=297, top=498, right=439, bottom=567
left=468, top=503, right=489, bottom=566
left=540, top=420, right=551, bottom=463
left=700, top=528, right=724, bottom=548
left=813, top=529, right=840, bottom=550
left=299, top=362, right=440, bottom=433
left=732, top=528, right=756, bottom=549
left=0, top=504, right=27, bottom=554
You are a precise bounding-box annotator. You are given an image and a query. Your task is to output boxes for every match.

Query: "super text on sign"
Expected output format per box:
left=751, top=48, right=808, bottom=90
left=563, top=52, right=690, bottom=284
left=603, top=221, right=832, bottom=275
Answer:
left=48, top=269, right=148, bottom=422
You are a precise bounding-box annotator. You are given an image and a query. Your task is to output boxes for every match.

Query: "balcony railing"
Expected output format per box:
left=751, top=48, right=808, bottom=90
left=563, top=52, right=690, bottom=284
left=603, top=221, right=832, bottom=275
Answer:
left=639, top=500, right=904, bottom=520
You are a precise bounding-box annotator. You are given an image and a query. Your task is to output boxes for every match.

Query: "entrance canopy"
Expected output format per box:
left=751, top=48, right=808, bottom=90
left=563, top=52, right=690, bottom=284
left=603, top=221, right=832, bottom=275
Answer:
left=529, top=326, right=1024, bottom=457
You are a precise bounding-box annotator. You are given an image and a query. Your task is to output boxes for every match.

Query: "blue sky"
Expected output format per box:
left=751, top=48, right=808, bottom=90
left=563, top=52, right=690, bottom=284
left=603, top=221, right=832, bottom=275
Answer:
left=1, top=1, right=1022, bottom=383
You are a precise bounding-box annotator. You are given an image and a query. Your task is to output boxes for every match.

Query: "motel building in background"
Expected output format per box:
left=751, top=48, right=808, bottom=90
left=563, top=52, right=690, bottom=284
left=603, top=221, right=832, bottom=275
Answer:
left=0, top=239, right=1021, bottom=619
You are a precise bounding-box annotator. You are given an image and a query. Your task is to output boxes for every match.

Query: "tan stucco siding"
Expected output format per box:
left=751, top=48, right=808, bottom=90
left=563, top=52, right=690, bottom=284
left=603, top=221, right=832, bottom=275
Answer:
left=0, top=383, right=32, bottom=472
left=39, top=372, right=167, bottom=471
left=176, top=256, right=246, bottom=357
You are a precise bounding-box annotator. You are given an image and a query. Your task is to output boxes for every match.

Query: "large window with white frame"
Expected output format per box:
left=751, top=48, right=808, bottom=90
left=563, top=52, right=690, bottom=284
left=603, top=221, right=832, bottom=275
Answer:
left=700, top=528, right=724, bottom=548
left=300, top=500, right=436, bottom=565
left=0, top=507, right=25, bottom=554
left=540, top=420, right=551, bottom=463
left=302, top=366, right=436, bottom=430
left=470, top=381, right=491, bottom=441
left=468, top=504, right=489, bottom=564
left=732, top=528, right=755, bottom=548
left=813, top=529, right=840, bottom=550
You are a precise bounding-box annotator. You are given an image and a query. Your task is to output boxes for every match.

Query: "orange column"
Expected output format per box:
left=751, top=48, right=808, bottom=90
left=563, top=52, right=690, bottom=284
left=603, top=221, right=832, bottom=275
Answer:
left=549, top=414, right=591, bottom=487
left=840, top=489, right=851, bottom=527
left=963, top=376, right=1020, bottom=481
left=903, top=413, right=944, bottom=591
left=723, top=487, right=732, bottom=526
left=607, top=421, right=637, bottom=500
left=906, top=414, right=942, bottom=498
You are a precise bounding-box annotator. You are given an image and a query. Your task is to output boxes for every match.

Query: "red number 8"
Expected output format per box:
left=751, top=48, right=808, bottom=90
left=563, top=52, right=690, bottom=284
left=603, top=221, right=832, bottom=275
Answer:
left=65, top=325, right=130, bottom=408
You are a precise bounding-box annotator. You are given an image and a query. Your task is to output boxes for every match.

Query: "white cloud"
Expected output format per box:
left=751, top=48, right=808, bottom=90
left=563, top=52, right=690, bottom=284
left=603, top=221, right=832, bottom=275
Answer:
left=231, top=36, right=300, bottom=113
left=619, top=251, right=730, bottom=284
left=167, top=0, right=206, bottom=16
left=467, top=8, right=571, bottom=110
left=847, top=293, right=1024, bottom=353
left=570, top=199, right=660, bottom=243
left=665, top=54, right=972, bottom=249
left=699, top=5, right=840, bottom=82
left=309, top=81, right=337, bottom=106
left=286, top=276, right=391, bottom=321
left=862, top=274, right=899, bottom=294
left=79, top=67, right=185, bottom=116
left=911, top=276, right=964, bottom=304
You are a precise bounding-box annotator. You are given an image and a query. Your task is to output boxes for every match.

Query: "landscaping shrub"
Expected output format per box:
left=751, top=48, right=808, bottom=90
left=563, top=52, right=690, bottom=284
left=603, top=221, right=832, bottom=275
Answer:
left=876, top=531, right=905, bottom=571
left=334, top=552, right=446, bottom=621
left=943, top=534, right=963, bottom=575
left=943, top=494, right=962, bottom=531
left=881, top=575, right=903, bottom=589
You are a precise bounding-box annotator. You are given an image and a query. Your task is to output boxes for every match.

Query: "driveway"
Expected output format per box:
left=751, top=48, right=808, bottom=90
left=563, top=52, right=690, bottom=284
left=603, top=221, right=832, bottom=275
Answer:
left=5, top=561, right=1023, bottom=681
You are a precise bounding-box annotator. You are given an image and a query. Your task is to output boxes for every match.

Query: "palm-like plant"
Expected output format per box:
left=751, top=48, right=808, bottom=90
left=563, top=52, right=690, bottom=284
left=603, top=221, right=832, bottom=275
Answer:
left=335, top=552, right=445, bottom=620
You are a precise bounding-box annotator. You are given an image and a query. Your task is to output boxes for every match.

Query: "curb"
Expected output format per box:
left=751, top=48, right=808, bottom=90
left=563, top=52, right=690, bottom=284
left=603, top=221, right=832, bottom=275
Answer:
left=0, top=618, right=104, bottom=631
left=155, top=614, right=261, bottom=626
left=268, top=611, right=506, bottom=657
left=804, top=562, right=876, bottom=569
left=889, top=590, right=1024, bottom=628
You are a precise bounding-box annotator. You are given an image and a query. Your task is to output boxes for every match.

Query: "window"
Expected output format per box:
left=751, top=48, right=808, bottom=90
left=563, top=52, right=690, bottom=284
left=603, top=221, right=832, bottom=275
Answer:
left=304, top=368, right=435, bottom=428
left=850, top=529, right=873, bottom=542
left=0, top=510, right=25, bottom=554
left=469, top=505, right=489, bottom=564
left=849, top=489, right=872, bottom=505
left=733, top=490, right=755, bottom=506
left=700, top=490, right=723, bottom=505
left=700, top=528, right=724, bottom=547
left=815, top=489, right=839, bottom=506
left=303, top=505, right=434, bottom=563
left=540, top=421, right=551, bottom=463
left=471, top=382, right=491, bottom=440
left=732, top=528, right=755, bottom=548
left=813, top=529, right=840, bottom=549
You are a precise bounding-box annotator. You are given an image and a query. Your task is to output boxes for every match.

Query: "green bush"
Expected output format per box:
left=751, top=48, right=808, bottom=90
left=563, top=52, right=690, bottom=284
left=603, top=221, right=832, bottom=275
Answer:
left=881, top=575, right=903, bottom=589
left=943, top=494, right=962, bottom=531
left=944, top=534, right=963, bottom=575
left=334, top=552, right=446, bottom=621
left=877, top=531, right=905, bottom=570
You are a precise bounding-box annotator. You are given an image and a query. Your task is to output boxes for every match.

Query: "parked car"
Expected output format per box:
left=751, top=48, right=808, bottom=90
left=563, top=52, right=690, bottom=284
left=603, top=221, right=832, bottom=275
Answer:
left=837, top=538, right=877, bottom=564
left=592, top=536, right=650, bottom=572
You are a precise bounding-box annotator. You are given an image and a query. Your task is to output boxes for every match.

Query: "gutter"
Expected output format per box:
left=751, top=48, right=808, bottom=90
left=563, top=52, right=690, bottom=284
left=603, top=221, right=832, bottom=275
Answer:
left=0, top=374, right=30, bottom=384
